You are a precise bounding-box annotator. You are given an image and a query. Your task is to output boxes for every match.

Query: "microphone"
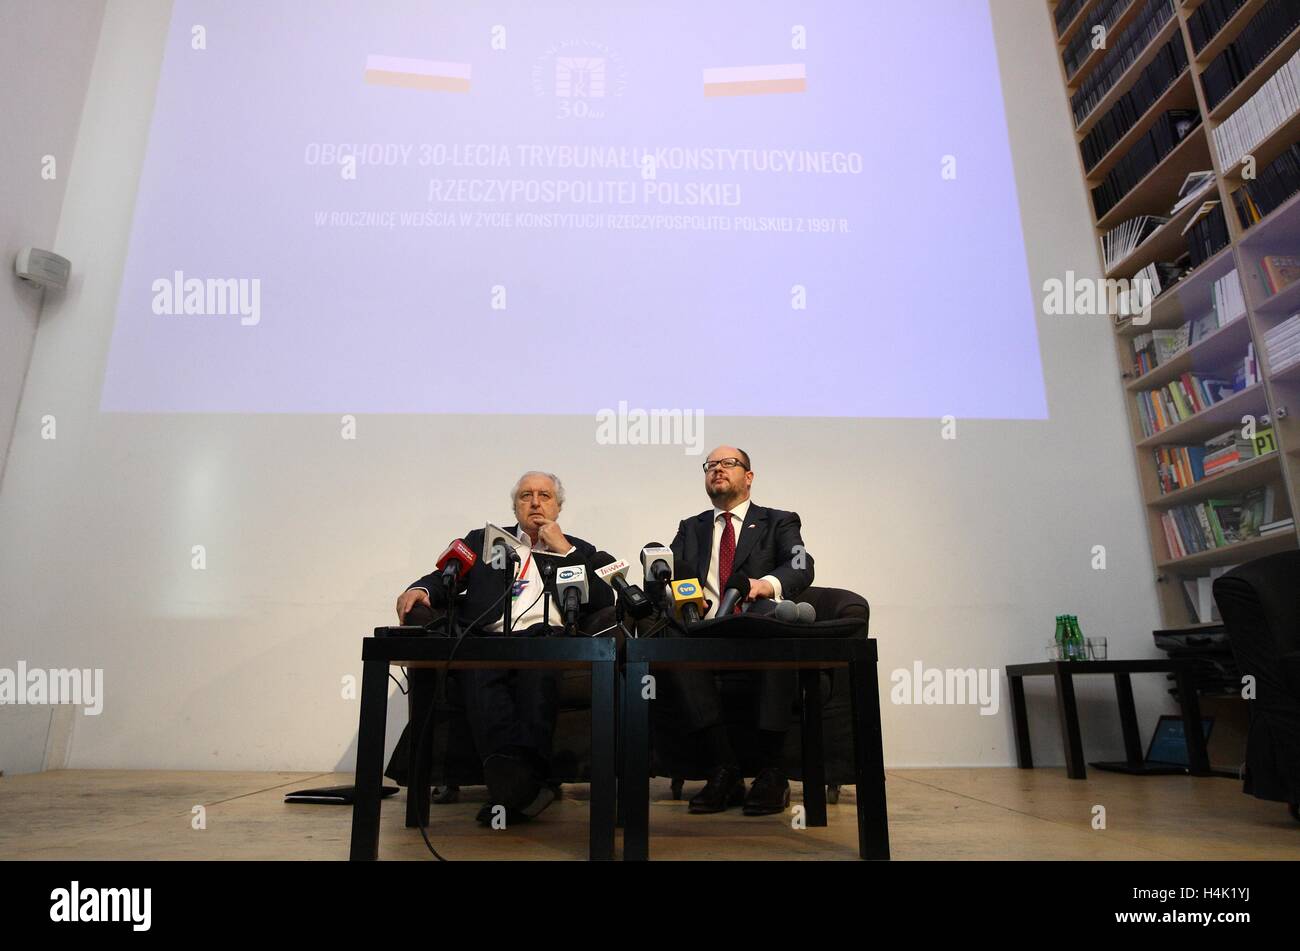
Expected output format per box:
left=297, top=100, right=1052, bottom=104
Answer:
left=591, top=551, right=653, bottom=620
left=639, top=543, right=674, bottom=606
left=640, top=544, right=674, bottom=584
left=774, top=600, right=799, bottom=623
left=795, top=602, right=817, bottom=623
left=555, top=564, right=589, bottom=630
left=670, top=578, right=707, bottom=626
left=482, top=523, right=522, bottom=572
left=435, top=539, right=476, bottom=590
left=716, top=572, right=750, bottom=618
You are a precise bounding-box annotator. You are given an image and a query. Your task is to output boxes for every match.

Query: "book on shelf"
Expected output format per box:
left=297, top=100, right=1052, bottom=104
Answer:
left=1232, top=141, right=1300, bottom=227
left=1100, top=214, right=1170, bottom=271
left=1152, top=416, right=1277, bottom=494
left=1064, top=0, right=1137, bottom=79
left=1213, top=269, right=1248, bottom=324
left=1154, top=444, right=1209, bottom=492
left=1055, top=0, right=1090, bottom=37
left=1260, top=516, right=1297, bottom=534
left=1201, top=0, right=1300, bottom=111
left=1134, top=370, right=1241, bottom=437
left=1071, top=0, right=1178, bottom=126
left=1231, top=342, right=1262, bottom=388
left=1185, top=202, right=1231, bottom=267
left=1188, top=0, right=1250, bottom=53
left=1172, top=171, right=1218, bottom=214
left=1264, top=311, right=1300, bottom=371
left=1257, top=254, right=1300, bottom=294
left=1080, top=35, right=1190, bottom=171
left=1160, top=485, right=1280, bottom=559
left=1212, top=47, right=1300, bottom=169
left=1091, top=110, right=1203, bottom=219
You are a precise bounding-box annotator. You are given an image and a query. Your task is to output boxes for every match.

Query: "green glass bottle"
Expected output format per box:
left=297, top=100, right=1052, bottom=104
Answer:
left=1067, top=615, right=1086, bottom=661
left=1054, top=615, right=1067, bottom=660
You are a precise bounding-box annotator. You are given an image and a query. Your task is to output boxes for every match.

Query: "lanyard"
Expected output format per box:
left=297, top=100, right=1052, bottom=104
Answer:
left=511, top=550, right=533, bottom=600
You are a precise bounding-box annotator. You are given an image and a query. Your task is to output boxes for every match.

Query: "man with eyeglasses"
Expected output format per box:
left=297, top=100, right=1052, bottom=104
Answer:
left=663, top=445, right=815, bottom=816
left=392, top=470, right=614, bottom=825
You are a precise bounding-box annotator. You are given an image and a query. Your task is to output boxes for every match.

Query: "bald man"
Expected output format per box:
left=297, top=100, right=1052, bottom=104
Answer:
left=664, top=445, right=814, bottom=816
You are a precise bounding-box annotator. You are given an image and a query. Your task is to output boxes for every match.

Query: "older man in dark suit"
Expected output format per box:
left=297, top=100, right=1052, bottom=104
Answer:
left=665, top=445, right=815, bottom=816
left=395, top=471, right=613, bottom=824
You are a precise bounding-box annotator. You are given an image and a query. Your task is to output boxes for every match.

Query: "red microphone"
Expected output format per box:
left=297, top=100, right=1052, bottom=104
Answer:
left=436, top=539, right=476, bottom=590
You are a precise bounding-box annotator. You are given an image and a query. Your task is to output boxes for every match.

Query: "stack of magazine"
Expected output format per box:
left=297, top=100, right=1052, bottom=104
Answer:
left=1264, top=311, right=1300, bottom=373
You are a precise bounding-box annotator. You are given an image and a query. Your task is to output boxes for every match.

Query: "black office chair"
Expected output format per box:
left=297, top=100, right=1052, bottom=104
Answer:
left=1213, top=551, right=1300, bottom=823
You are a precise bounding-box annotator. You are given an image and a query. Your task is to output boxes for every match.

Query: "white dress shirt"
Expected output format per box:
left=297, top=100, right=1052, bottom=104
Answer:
left=413, top=525, right=576, bottom=633
left=702, top=498, right=784, bottom=619
left=486, top=525, right=575, bottom=633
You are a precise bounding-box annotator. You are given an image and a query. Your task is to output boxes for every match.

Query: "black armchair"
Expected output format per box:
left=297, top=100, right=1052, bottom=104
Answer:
left=1212, top=551, right=1300, bottom=821
left=650, top=585, right=870, bottom=801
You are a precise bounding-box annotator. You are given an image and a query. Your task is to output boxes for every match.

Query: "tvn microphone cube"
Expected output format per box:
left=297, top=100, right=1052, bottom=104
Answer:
left=670, top=578, right=706, bottom=622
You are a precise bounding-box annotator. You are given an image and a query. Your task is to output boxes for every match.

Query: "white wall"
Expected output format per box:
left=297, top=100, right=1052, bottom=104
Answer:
left=0, top=0, right=106, bottom=772
left=0, top=0, right=1168, bottom=775
left=0, top=0, right=105, bottom=484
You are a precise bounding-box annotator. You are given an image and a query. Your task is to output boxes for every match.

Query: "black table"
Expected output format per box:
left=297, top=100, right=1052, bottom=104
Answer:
left=349, top=632, right=618, bottom=861
left=621, top=636, right=889, bottom=861
left=1005, top=659, right=1211, bottom=780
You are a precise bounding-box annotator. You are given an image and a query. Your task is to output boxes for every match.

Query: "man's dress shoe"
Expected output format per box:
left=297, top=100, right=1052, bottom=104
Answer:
left=743, top=767, right=791, bottom=816
left=688, top=766, right=746, bottom=814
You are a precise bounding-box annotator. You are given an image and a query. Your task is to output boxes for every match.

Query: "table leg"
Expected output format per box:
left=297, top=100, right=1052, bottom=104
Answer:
left=848, top=656, right=890, bottom=860
left=349, top=657, right=391, bottom=860
left=1174, top=664, right=1211, bottom=776
left=622, top=660, right=651, bottom=861
left=1009, top=675, right=1033, bottom=768
left=616, top=664, right=627, bottom=829
left=589, top=659, right=617, bottom=861
left=1113, top=673, right=1143, bottom=766
left=799, top=669, right=827, bottom=827
left=1053, top=668, right=1086, bottom=779
left=405, top=667, right=436, bottom=829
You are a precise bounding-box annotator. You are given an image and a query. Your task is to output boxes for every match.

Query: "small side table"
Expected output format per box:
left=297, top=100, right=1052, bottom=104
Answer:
left=1005, top=659, right=1211, bottom=780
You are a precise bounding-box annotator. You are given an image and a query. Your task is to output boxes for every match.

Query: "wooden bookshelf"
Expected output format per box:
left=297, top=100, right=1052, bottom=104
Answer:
left=1050, top=0, right=1300, bottom=628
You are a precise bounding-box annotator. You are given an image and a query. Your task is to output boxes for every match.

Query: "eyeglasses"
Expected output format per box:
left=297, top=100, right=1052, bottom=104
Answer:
left=702, top=458, right=745, bottom=472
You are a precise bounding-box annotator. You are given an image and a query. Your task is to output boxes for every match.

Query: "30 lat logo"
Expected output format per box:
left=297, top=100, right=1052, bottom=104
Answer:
left=532, top=39, right=628, bottom=119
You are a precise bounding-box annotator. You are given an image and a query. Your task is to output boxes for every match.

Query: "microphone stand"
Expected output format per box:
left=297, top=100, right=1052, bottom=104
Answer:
left=445, top=573, right=460, bottom=638
left=501, top=552, right=519, bottom=636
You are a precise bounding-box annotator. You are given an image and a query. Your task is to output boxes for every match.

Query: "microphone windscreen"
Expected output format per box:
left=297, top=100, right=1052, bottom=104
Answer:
left=795, top=602, right=816, bottom=623
left=588, top=550, right=617, bottom=572
left=774, top=600, right=799, bottom=622
left=723, top=572, right=750, bottom=597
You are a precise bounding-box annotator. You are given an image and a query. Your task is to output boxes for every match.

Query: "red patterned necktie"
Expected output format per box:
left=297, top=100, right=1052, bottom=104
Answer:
left=717, top=513, right=736, bottom=611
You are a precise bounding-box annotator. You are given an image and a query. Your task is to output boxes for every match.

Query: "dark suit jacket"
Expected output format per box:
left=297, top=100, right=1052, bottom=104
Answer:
left=409, top=525, right=614, bottom=629
left=669, top=503, right=814, bottom=602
